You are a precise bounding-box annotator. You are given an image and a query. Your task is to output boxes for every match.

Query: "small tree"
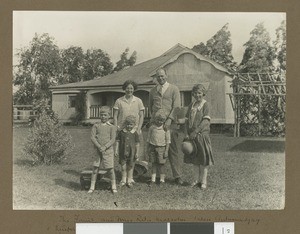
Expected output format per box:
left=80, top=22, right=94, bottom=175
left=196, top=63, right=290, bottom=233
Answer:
left=32, top=98, right=57, bottom=122
left=24, top=109, right=73, bottom=165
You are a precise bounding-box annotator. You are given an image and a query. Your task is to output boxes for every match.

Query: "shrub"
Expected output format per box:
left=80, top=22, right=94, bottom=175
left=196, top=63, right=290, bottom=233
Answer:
left=24, top=110, right=73, bottom=165
left=30, top=98, right=58, bottom=125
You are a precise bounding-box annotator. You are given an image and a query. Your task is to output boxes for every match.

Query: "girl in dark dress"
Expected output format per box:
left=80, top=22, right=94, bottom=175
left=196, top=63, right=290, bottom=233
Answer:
left=115, top=115, right=140, bottom=188
left=184, top=84, right=214, bottom=190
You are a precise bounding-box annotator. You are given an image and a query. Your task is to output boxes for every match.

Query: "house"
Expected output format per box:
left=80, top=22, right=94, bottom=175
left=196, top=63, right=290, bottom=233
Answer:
left=50, top=44, right=234, bottom=124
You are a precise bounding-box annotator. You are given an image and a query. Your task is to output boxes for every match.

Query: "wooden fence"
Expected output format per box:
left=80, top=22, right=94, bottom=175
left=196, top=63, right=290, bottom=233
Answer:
left=13, top=105, right=38, bottom=123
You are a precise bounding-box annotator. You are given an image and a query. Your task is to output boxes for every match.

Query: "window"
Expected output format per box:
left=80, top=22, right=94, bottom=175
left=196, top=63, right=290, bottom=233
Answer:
left=182, top=91, right=192, bottom=106
left=68, top=95, right=77, bottom=108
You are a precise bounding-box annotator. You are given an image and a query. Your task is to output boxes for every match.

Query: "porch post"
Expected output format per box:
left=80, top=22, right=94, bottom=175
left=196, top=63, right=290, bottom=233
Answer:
left=85, top=91, right=90, bottom=120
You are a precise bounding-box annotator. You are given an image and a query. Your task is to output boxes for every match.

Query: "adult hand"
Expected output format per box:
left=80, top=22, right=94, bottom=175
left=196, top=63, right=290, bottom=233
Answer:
left=163, top=151, right=168, bottom=159
left=99, top=146, right=106, bottom=153
left=115, top=152, right=119, bottom=157
left=163, top=118, right=172, bottom=131
left=190, top=131, right=198, bottom=140
left=183, top=135, right=190, bottom=141
left=98, top=146, right=102, bottom=152
left=134, top=154, right=139, bottom=161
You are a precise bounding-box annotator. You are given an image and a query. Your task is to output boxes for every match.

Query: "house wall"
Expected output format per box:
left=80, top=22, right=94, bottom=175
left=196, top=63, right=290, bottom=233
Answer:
left=52, top=93, right=77, bottom=121
left=164, top=53, right=234, bottom=124
left=52, top=53, right=233, bottom=124
left=134, top=90, right=150, bottom=117
left=224, top=74, right=235, bottom=123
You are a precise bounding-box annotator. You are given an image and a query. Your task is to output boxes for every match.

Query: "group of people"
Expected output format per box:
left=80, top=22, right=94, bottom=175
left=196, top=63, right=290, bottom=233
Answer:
left=88, top=68, right=214, bottom=194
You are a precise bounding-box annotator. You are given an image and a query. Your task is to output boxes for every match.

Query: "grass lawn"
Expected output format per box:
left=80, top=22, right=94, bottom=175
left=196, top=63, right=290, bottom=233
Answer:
left=13, top=125, right=285, bottom=210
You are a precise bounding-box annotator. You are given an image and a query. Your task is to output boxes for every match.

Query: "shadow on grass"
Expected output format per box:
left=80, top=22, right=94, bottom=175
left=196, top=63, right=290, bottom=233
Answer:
left=14, top=159, right=34, bottom=166
left=54, top=178, right=82, bottom=191
left=54, top=178, right=111, bottom=191
left=134, top=175, right=190, bottom=186
left=230, top=140, right=285, bottom=153
left=63, top=169, right=81, bottom=177
left=134, top=175, right=150, bottom=184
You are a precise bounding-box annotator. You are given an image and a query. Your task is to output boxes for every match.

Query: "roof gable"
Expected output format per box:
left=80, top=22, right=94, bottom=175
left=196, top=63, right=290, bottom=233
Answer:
left=51, top=43, right=230, bottom=90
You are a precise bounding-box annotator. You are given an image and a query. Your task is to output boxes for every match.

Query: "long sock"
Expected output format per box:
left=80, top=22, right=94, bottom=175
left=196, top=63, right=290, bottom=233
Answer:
left=158, top=164, right=166, bottom=182
left=160, top=174, right=165, bottom=182
left=121, top=164, right=127, bottom=183
left=90, top=173, right=97, bottom=190
left=151, top=163, right=157, bottom=182
left=127, top=166, right=134, bottom=183
left=151, top=173, right=156, bottom=182
left=108, top=169, right=117, bottom=190
left=193, top=164, right=200, bottom=183
left=200, top=165, right=208, bottom=185
left=111, top=180, right=117, bottom=190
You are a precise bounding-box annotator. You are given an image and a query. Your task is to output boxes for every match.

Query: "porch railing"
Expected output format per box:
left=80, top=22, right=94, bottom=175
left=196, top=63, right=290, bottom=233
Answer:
left=89, top=105, right=150, bottom=119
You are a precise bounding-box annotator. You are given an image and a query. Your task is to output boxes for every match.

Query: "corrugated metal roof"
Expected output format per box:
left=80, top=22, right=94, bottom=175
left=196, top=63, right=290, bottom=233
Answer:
left=50, top=43, right=230, bottom=89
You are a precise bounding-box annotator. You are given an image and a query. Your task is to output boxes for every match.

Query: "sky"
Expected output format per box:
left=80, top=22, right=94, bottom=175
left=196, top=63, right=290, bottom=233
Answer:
left=13, top=11, right=285, bottom=66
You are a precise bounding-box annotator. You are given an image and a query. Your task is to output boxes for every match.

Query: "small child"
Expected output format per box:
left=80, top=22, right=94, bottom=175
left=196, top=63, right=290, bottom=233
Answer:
left=89, top=106, right=117, bottom=194
left=146, top=110, right=171, bottom=185
left=115, top=115, right=140, bottom=188
left=184, top=84, right=214, bottom=190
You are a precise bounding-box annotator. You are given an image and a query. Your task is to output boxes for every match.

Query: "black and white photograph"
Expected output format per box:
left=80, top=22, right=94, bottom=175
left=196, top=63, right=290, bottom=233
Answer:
left=13, top=11, right=286, bottom=210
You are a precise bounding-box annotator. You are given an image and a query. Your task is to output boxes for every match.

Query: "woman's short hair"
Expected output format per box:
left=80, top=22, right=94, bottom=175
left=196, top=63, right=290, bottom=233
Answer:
left=122, top=80, right=138, bottom=91
left=192, top=84, right=207, bottom=95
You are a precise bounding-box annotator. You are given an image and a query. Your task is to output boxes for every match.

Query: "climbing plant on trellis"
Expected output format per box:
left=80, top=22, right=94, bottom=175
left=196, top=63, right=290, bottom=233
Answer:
left=228, top=73, right=286, bottom=137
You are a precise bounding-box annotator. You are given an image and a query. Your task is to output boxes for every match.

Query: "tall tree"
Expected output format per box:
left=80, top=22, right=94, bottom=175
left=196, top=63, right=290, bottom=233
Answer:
left=239, top=22, right=275, bottom=73
left=82, top=49, right=113, bottom=80
left=128, top=50, right=137, bottom=66
left=60, top=46, right=85, bottom=84
left=192, top=23, right=237, bottom=71
left=273, top=20, right=286, bottom=73
left=13, top=33, right=63, bottom=104
left=192, top=42, right=208, bottom=56
left=113, top=48, right=137, bottom=72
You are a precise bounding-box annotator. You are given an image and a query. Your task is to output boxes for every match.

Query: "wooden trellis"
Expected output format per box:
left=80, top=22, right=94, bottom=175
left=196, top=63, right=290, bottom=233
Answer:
left=227, top=73, right=286, bottom=137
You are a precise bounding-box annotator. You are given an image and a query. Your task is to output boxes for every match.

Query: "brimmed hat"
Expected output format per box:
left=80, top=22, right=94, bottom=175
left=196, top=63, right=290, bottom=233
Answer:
left=181, top=140, right=197, bottom=155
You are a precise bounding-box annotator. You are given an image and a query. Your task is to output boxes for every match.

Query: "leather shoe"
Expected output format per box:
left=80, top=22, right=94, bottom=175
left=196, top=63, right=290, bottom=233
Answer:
left=175, top=178, right=184, bottom=185
left=190, top=181, right=199, bottom=188
left=200, top=183, right=207, bottom=190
